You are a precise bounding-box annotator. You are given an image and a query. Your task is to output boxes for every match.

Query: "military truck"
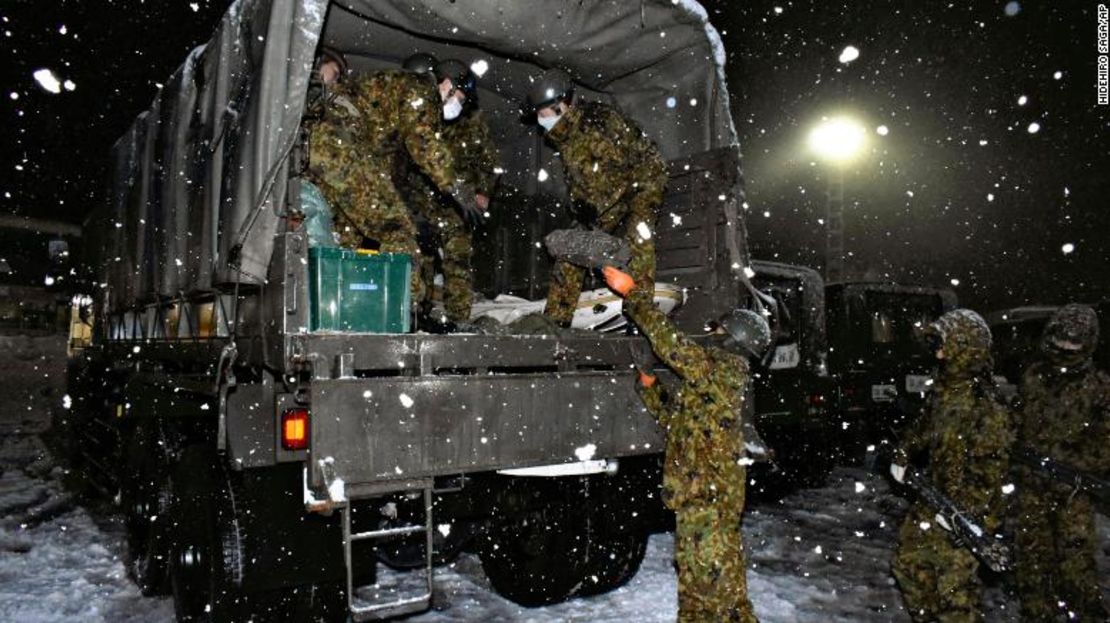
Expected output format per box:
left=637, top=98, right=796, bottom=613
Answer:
left=747, top=260, right=838, bottom=488
left=825, top=282, right=957, bottom=463
left=66, top=1, right=768, bottom=620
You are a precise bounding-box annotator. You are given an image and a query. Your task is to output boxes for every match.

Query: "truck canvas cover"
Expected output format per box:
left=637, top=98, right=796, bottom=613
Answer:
left=93, top=0, right=746, bottom=317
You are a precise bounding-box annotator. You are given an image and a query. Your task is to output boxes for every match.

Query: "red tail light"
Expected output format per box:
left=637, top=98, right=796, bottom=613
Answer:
left=808, top=393, right=826, bottom=406
left=281, top=408, right=310, bottom=451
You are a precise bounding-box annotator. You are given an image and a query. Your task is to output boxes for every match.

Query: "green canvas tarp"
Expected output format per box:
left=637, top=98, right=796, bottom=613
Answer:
left=94, top=0, right=743, bottom=311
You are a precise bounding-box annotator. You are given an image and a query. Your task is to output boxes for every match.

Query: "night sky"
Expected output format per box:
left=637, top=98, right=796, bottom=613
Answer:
left=1, top=1, right=1107, bottom=312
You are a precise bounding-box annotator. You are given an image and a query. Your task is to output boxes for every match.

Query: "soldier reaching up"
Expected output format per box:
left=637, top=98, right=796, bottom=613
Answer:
left=603, top=265, right=770, bottom=623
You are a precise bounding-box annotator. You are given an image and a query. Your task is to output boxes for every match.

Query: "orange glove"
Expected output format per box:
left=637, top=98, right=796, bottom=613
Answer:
left=638, top=371, right=657, bottom=388
left=602, top=265, right=635, bottom=297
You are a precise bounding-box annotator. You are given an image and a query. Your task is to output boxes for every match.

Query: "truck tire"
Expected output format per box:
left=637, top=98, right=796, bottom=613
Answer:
left=249, top=582, right=348, bottom=623
left=169, top=445, right=245, bottom=621
left=477, top=475, right=649, bottom=606
left=122, top=428, right=171, bottom=595
left=573, top=472, right=649, bottom=598
left=478, top=501, right=586, bottom=606
left=572, top=526, right=648, bottom=597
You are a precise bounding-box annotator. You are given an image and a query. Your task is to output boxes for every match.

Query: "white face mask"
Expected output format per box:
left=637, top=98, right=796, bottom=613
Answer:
left=442, top=98, right=463, bottom=121
left=537, top=113, right=562, bottom=132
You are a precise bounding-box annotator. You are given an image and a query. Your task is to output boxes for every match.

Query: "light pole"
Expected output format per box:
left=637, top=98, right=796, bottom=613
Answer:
left=808, top=116, right=867, bottom=283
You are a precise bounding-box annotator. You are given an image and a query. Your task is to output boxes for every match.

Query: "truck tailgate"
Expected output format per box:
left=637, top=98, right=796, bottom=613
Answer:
left=309, top=372, right=663, bottom=491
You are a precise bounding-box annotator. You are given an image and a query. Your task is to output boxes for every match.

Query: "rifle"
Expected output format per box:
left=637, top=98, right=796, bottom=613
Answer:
left=901, top=469, right=1012, bottom=573
left=544, top=228, right=631, bottom=272
left=1012, top=446, right=1109, bottom=507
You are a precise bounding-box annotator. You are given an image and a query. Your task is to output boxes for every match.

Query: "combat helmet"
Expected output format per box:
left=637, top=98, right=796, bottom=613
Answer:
left=525, top=68, right=574, bottom=113
left=315, top=46, right=348, bottom=77
left=434, top=59, right=477, bottom=100
left=402, top=52, right=437, bottom=78
left=719, top=309, right=772, bottom=360
left=927, top=308, right=993, bottom=379
left=1040, top=303, right=1099, bottom=367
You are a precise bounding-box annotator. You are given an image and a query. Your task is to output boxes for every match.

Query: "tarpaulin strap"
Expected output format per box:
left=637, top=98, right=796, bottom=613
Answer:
left=227, top=127, right=300, bottom=270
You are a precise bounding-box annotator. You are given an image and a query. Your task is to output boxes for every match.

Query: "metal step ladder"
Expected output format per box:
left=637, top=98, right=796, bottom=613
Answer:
left=342, top=486, right=434, bottom=621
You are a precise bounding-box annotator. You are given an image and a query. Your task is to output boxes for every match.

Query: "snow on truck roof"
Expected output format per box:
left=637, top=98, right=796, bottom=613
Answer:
left=99, top=0, right=740, bottom=301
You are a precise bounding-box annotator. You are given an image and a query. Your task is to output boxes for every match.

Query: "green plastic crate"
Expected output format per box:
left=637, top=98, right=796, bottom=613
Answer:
left=308, top=247, right=411, bottom=333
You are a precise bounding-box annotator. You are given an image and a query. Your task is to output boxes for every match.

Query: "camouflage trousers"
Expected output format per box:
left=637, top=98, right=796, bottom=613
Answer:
left=674, top=505, right=757, bottom=623
left=1014, top=483, right=1107, bottom=622
left=413, top=194, right=474, bottom=322
left=544, top=187, right=661, bottom=327
left=892, top=503, right=984, bottom=623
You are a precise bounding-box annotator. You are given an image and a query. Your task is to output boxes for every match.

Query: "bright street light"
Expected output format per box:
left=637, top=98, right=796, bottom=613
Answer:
left=808, top=116, right=867, bottom=164
left=807, top=115, right=868, bottom=283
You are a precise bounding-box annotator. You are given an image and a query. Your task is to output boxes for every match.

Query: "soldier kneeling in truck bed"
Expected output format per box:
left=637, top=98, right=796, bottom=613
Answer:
left=527, top=68, right=668, bottom=329
left=603, top=264, right=770, bottom=623
left=303, top=48, right=482, bottom=311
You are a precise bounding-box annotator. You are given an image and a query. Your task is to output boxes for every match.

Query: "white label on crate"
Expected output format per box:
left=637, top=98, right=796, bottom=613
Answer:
left=349, top=282, right=379, bottom=291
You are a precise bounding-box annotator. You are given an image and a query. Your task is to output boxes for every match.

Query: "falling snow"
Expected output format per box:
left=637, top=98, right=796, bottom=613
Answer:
left=838, top=45, right=860, bottom=64
left=31, top=69, right=62, bottom=94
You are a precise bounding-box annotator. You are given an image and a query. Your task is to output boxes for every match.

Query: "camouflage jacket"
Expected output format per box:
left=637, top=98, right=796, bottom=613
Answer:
left=305, top=70, right=458, bottom=192
left=897, top=309, right=1014, bottom=531
left=630, top=287, right=750, bottom=512
left=398, top=109, right=501, bottom=209
left=545, top=101, right=667, bottom=221
left=445, top=110, right=500, bottom=196
left=1018, top=361, right=1110, bottom=480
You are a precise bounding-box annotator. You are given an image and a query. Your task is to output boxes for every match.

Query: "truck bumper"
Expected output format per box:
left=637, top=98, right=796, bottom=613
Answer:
left=308, top=371, right=663, bottom=495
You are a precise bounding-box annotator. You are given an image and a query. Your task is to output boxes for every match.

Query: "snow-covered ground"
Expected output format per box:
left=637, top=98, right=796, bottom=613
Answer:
left=0, top=335, right=1106, bottom=622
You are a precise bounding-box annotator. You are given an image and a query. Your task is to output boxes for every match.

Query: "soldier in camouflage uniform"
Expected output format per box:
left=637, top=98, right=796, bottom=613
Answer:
left=603, top=266, right=770, bottom=623
left=1013, top=304, right=1109, bottom=622
left=889, top=309, right=1014, bottom=623
left=398, top=57, right=500, bottom=322
left=303, top=50, right=479, bottom=308
left=526, top=68, right=667, bottom=327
